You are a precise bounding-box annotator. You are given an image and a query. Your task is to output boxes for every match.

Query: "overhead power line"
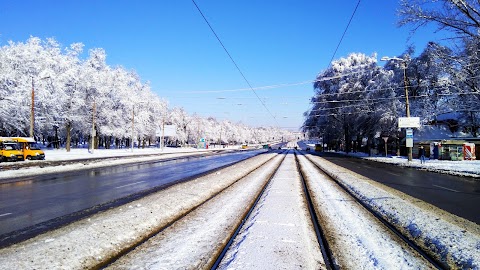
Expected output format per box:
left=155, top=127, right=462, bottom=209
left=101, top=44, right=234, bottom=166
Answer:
left=327, top=0, right=362, bottom=67
left=191, top=0, right=279, bottom=126
left=175, top=70, right=366, bottom=94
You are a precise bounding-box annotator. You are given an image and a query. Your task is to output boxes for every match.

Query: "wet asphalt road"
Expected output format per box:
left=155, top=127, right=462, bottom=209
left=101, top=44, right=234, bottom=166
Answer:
left=309, top=151, right=480, bottom=224
left=0, top=150, right=263, bottom=240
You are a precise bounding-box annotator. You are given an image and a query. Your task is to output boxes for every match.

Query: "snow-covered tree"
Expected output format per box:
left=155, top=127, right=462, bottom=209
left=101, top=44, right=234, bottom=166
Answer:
left=0, top=37, right=292, bottom=147
left=305, top=53, right=399, bottom=152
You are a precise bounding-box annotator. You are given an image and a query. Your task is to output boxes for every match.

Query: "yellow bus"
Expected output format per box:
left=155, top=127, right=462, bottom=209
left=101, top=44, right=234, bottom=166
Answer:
left=0, top=137, right=24, bottom=162
left=12, top=137, right=45, bottom=160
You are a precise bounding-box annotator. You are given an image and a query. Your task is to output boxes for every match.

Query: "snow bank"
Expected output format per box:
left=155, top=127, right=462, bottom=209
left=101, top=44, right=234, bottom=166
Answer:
left=307, top=154, right=480, bottom=269
left=358, top=155, right=480, bottom=179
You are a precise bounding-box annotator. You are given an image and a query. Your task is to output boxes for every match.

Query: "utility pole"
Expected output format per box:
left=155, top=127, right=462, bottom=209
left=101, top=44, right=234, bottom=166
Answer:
left=161, top=117, right=165, bottom=151
left=131, top=106, right=134, bottom=152
left=30, top=77, right=35, bottom=138
left=381, top=56, right=412, bottom=162
left=91, top=100, right=96, bottom=154
left=402, top=61, right=413, bottom=162
left=30, top=76, right=50, bottom=139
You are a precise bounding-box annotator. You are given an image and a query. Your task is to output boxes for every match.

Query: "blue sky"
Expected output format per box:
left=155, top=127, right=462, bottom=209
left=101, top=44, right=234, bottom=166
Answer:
left=0, top=1, right=448, bottom=131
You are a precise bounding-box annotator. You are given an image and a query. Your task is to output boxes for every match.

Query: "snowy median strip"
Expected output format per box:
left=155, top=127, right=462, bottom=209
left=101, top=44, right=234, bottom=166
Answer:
left=106, top=152, right=286, bottom=269
left=0, top=152, right=279, bottom=269
left=306, top=153, right=480, bottom=269
left=217, top=152, right=325, bottom=269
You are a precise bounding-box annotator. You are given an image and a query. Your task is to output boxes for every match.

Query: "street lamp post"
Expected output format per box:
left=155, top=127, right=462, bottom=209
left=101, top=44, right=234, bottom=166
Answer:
left=381, top=56, right=412, bottom=161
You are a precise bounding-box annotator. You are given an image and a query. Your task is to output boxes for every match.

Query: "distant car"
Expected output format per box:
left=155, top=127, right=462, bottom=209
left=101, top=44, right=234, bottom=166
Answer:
left=166, top=145, right=181, bottom=148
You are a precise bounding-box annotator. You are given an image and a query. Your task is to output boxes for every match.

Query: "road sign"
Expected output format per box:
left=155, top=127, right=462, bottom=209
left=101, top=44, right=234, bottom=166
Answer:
left=406, top=138, right=413, bottom=147
left=406, top=128, right=413, bottom=138
left=156, top=125, right=177, bottom=137
left=398, top=117, right=420, bottom=128
left=405, top=128, right=413, bottom=147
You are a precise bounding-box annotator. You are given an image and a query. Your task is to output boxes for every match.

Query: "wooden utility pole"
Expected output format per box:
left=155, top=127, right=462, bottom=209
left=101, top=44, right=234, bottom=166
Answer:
left=131, top=106, right=134, bottom=152
left=30, top=77, right=34, bottom=138
left=91, top=100, right=96, bottom=154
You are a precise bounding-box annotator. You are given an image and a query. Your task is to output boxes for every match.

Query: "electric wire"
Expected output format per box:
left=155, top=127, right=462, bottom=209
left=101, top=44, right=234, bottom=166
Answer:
left=191, top=0, right=279, bottom=126
left=327, top=0, right=362, bottom=67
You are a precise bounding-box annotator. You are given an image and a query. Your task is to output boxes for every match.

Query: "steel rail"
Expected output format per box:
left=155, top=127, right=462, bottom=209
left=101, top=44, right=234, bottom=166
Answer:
left=294, top=150, right=337, bottom=270
left=302, top=152, right=446, bottom=269
left=209, top=150, right=287, bottom=269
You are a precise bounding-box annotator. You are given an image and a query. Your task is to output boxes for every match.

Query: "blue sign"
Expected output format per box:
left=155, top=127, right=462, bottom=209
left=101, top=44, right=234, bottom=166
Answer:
left=406, top=128, right=413, bottom=139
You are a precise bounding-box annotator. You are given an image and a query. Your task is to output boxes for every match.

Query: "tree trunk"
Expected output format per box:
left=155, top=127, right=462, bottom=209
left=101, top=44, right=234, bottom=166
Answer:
left=66, top=121, right=71, bottom=152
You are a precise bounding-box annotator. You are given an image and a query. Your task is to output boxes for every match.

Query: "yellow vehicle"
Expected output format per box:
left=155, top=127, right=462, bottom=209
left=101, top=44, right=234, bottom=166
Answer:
left=12, top=137, right=45, bottom=160
left=0, top=137, right=24, bottom=162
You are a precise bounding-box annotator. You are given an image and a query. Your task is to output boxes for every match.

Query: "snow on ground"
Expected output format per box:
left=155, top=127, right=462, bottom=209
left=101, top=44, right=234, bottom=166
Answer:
left=0, top=152, right=279, bottom=269
left=307, top=153, right=480, bottom=269
left=348, top=152, right=480, bottom=179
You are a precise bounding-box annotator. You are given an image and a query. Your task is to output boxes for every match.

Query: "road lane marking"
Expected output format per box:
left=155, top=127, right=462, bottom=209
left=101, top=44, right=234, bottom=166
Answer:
left=115, top=181, right=146, bottom=189
left=0, top=213, right=12, bottom=217
left=433, top=184, right=460, bottom=193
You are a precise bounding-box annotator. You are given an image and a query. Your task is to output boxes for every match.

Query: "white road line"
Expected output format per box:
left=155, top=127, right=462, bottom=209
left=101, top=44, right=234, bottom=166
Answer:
left=0, top=213, right=12, bottom=217
left=115, top=181, right=146, bottom=189
left=433, top=184, right=460, bottom=193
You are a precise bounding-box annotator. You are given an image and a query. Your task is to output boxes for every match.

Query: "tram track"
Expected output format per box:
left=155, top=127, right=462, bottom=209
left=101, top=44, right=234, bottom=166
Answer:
left=104, top=149, right=443, bottom=269
left=212, top=150, right=327, bottom=269
left=297, top=151, right=444, bottom=269
left=211, top=150, right=442, bottom=269
left=295, top=152, right=336, bottom=270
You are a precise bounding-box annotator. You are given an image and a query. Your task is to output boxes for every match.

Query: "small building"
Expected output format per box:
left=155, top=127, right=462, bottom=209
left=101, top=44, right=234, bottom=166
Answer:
left=415, top=139, right=478, bottom=160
